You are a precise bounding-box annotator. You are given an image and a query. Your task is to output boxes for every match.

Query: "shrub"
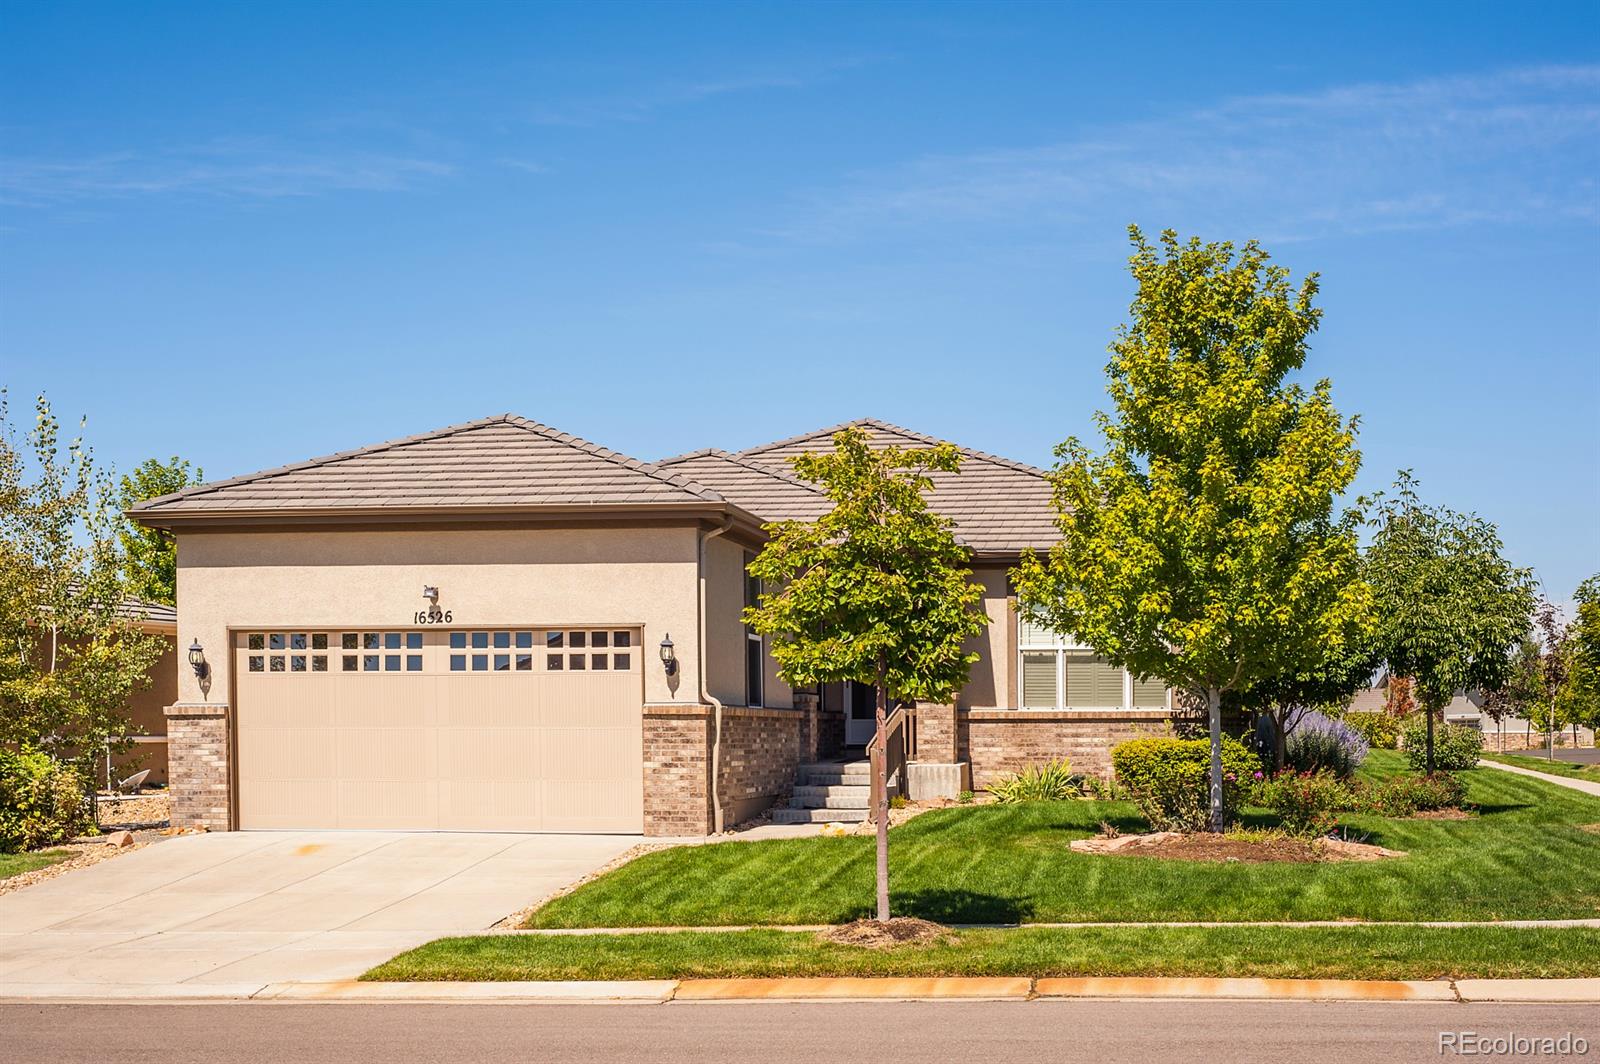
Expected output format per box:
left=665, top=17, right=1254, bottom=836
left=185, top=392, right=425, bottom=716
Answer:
left=1344, top=711, right=1402, bottom=750
left=1401, top=719, right=1483, bottom=771
left=989, top=760, right=1077, bottom=803
left=1283, top=710, right=1369, bottom=778
left=1111, top=735, right=1263, bottom=831
left=957, top=790, right=975, bottom=805
left=0, top=749, right=90, bottom=853
left=1359, top=772, right=1467, bottom=817
left=1081, top=775, right=1129, bottom=802
left=1252, top=770, right=1353, bottom=837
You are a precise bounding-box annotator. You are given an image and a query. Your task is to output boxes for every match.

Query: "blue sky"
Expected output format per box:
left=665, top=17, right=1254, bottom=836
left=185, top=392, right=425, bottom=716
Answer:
left=3, top=1, right=1597, bottom=599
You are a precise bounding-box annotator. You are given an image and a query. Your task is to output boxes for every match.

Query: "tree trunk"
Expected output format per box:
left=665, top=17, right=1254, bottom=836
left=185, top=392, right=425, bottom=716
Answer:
left=1207, top=688, right=1224, bottom=833
left=1272, top=711, right=1287, bottom=773
left=1425, top=705, right=1436, bottom=775
left=874, top=657, right=890, bottom=924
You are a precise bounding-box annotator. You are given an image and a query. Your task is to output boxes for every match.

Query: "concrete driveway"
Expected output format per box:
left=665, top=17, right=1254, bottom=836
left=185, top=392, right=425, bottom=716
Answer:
left=0, top=831, right=640, bottom=996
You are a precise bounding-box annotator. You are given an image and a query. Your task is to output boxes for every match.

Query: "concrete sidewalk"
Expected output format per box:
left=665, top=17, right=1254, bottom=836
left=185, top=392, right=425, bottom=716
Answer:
left=3, top=974, right=1597, bottom=1004
left=1479, top=757, right=1600, bottom=797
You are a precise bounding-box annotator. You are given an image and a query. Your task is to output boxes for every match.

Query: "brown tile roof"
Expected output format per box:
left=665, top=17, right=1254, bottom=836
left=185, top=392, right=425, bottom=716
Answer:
left=733, top=418, right=1059, bottom=555
left=654, top=450, right=834, bottom=523
left=129, top=414, right=727, bottom=519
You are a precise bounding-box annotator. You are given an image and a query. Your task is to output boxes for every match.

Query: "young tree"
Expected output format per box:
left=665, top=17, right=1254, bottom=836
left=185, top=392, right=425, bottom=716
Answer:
left=1014, top=228, right=1370, bottom=831
left=1383, top=675, right=1416, bottom=719
left=1530, top=600, right=1571, bottom=755
left=1364, top=474, right=1535, bottom=773
left=1564, top=575, right=1600, bottom=745
left=118, top=456, right=202, bottom=605
left=745, top=428, right=988, bottom=922
left=0, top=394, right=165, bottom=790
left=1480, top=635, right=1543, bottom=750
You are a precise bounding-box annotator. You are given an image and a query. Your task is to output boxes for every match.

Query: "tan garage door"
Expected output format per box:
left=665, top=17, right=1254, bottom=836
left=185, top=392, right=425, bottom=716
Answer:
left=234, top=628, right=644, bottom=832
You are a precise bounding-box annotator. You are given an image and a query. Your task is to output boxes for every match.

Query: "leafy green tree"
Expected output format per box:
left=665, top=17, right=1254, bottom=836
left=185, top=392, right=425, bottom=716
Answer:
left=1481, top=635, right=1543, bottom=748
left=1014, top=228, right=1370, bottom=831
left=1364, top=474, right=1535, bottom=772
left=0, top=393, right=164, bottom=795
left=118, top=456, right=201, bottom=605
left=1240, top=636, right=1375, bottom=772
left=744, top=427, right=988, bottom=921
left=1562, top=575, right=1600, bottom=746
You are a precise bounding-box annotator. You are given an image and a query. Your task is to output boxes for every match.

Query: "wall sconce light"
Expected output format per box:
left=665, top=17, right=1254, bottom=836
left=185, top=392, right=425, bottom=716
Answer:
left=422, top=585, right=439, bottom=602
left=659, top=633, right=677, bottom=676
left=187, top=639, right=209, bottom=680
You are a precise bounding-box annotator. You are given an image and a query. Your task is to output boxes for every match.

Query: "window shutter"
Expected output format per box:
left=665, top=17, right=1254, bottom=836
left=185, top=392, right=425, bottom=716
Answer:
left=1021, top=652, right=1058, bottom=708
left=1018, top=618, right=1060, bottom=647
left=1065, top=651, right=1125, bottom=707
left=1131, top=675, right=1167, bottom=709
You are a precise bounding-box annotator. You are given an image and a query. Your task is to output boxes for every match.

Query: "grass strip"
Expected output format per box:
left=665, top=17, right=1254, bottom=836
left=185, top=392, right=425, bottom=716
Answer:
left=0, top=849, right=73, bottom=881
left=365, top=925, right=1600, bottom=983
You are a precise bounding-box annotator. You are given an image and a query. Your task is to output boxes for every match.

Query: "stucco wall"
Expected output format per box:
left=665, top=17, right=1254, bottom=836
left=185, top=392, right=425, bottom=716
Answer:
left=704, top=537, right=793, bottom=710
left=175, top=526, right=703, bottom=708
left=958, top=566, right=1011, bottom=709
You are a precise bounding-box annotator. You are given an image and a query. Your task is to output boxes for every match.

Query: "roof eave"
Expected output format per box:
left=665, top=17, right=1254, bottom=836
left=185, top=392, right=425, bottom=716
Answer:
left=129, top=499, right=756, bottom=531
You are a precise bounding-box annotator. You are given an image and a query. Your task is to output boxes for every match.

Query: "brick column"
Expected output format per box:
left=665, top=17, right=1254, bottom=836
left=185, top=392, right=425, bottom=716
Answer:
left=642, top=705, right=713, bottom=836
left=795, top=691, right=822, bottom=761
left=915, top=702, right=960, bottom=762
left=164, top=703, right=232, bottom=831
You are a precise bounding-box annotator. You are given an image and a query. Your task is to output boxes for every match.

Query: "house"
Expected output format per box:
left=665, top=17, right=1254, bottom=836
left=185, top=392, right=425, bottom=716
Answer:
left=111, top=596, right=179, bottom=786
left=129, top=415, right=1182, bottom=837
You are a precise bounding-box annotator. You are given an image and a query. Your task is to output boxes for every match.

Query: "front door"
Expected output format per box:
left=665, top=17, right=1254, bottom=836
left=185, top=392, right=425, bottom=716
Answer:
left=844, top=681, right=878, bottom=746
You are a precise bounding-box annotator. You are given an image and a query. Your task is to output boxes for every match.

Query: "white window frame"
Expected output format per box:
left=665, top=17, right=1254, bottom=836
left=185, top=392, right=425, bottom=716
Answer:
left=1017, top=619, right=1171, bottom=711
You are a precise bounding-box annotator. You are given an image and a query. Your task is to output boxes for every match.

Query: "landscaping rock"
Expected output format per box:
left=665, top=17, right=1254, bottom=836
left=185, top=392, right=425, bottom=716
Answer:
left=104, top=830, right=135, bottom=849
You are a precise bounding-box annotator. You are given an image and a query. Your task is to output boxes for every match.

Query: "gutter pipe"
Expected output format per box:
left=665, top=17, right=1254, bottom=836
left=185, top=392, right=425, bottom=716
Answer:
left=698, top=513, right=735, bottom=834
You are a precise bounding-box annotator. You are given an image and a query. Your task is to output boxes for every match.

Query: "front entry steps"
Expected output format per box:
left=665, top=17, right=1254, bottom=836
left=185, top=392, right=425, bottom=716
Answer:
left=771, top=759, right=893, bottom=824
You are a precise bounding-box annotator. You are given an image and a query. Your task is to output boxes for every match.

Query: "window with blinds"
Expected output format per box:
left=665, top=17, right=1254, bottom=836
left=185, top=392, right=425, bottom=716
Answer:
left=1016, top=615, right=1169, bottom=711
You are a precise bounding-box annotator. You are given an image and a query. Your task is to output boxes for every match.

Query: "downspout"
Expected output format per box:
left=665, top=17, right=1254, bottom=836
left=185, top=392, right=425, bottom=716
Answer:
left=699, top=513, right=735, bottom=834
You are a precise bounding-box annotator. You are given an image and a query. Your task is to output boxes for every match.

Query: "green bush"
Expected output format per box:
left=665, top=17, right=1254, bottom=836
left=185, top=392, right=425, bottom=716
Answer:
left=1111, top=735, right=1263, bottom=831
left=1252, top=770, right=1354, bottom=836
left=1401, top=719, right=1483, bottom=771
left=1344, top=711, right=1402, bottom=750
left=989, top=760, right=1077, bottom=803
left=1358, top=772, right=1467, bottom=817
left=0, top=749, right=90, bottom=853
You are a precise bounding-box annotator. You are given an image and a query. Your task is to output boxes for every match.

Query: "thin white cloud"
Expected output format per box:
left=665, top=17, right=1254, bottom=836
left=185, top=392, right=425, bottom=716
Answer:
left=762, top=64, right=1600, bottom=245
left=0, top=137, right=454, bottom=206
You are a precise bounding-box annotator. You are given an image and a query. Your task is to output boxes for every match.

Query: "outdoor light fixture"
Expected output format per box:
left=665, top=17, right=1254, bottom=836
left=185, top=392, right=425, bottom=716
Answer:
left=187, top=639, right=208, bottom=680
left=658, top=633, right=677, bottom=676
left=422, top=585, right=439, bottom=602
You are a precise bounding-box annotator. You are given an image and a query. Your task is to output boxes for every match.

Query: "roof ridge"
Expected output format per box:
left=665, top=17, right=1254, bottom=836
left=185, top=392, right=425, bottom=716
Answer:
left=737, top=417, right=1047, bottom=478
left=657, top=448, right=827, bottom=496
left=129, top=413, right=725, bottom=513
left=496, top=415, right=725, bottom=503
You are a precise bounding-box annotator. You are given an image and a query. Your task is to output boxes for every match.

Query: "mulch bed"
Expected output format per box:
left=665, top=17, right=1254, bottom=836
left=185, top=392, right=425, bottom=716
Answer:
left=819, top=917, right=952, bottom=949
left=1070, top=830, right=1405, bottom=864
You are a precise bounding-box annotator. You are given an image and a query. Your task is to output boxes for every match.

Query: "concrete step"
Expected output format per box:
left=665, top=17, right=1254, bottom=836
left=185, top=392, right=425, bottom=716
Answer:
left=788, top=790, right=871, bottom=810
left=770, top=807, right=871, bottom=824
left=800, top=768, right=872, bottom=786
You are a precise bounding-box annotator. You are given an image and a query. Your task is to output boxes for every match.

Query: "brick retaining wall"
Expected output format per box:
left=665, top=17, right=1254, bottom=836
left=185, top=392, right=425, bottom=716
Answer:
left=961, top=709, right=1174, bottom=787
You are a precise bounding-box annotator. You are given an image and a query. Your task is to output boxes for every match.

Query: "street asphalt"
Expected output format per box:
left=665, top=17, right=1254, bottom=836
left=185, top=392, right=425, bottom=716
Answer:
left=6, top=1000, right=1598, bottom=1063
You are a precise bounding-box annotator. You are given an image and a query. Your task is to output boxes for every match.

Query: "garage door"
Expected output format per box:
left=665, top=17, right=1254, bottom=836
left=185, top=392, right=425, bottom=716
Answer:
left=234, top=628, right=644, bottom=832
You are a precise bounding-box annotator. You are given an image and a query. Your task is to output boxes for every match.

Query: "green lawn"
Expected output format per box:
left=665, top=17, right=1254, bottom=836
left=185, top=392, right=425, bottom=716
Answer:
left=1480, top=750, right=1600, bottom=781
left=0, top=849, right=72, bottom=880
left=530, top=752, right=1600, bottom=927
left=366, top=925, right=1600, bottom=982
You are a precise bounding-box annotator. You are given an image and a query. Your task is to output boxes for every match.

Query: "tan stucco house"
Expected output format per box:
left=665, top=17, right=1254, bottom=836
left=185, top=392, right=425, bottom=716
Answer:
left=130, top=414, right=1180, bottom=837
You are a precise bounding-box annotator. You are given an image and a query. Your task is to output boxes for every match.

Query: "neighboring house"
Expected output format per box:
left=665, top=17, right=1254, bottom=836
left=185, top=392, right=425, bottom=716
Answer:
left=129, top=415, right=1182, bottom=837
left=112, top=596, right=179, bottom=786
left=1345, top=677, right=1594, bottom=751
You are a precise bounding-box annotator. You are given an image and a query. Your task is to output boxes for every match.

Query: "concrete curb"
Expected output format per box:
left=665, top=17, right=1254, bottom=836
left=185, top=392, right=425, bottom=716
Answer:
left=1454, top=979, right=1600, bottom=1003
left=1034, top=977, right=1457, bottom=1002
left=260, top=980, right=679, bottom=1002
left=673, top=977, right=1033, bottom=1001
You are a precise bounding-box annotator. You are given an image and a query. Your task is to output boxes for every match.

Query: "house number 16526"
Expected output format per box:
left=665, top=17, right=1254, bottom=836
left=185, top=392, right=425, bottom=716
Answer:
left=413, top=609, right=453, bottom=624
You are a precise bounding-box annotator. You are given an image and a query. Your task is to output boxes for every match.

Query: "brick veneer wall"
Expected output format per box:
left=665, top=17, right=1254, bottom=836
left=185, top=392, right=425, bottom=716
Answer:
left=164, top=703, right=232, bottom=831
left=962, top=709, right=1173, bottom=787
left=642, top=703, right=803, bottom=835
